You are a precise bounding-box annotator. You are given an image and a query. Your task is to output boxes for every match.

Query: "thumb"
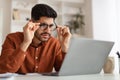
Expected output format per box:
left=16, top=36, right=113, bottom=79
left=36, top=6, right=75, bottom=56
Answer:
left=57, top=28, right=63, bottom=43
left=57, top=28, right=60, bottom=37
left=32, top=23, right=40, bottom=31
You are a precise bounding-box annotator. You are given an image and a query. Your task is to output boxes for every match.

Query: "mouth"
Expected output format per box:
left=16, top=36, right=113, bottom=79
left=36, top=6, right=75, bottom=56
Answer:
left=41, top=34, right=49, bottom=38
left=40, top=33, right=50, bottom=39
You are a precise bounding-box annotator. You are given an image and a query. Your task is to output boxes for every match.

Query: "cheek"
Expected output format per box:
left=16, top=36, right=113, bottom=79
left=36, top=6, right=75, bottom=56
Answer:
left=36, top=28, right=52, bottom=35
left=36, top=29, right=43, bottom=34
left=35, top=30, right=41, bottom=39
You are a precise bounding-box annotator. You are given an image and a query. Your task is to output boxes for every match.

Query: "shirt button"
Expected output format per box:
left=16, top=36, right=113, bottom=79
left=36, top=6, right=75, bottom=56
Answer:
left=36, top=66, right=38, bottom=69
left=35, top=57, right=38, bottom=60
left=36, top=48, right=38, bottom=51
left=23, top=54, right=26, bottom=57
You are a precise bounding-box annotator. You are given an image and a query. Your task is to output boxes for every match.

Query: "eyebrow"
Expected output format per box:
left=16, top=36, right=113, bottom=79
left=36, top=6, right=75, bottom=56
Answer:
left=40, top=23, right=54, bottom=26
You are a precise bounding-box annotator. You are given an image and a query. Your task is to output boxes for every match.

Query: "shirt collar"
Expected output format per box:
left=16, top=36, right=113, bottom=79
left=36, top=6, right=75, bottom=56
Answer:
left=30, top=37, right=52, bottom=48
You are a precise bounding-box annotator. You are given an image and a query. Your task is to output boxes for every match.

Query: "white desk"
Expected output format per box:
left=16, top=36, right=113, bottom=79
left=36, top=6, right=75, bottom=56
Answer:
left=12, top=74, right=120, bottom=80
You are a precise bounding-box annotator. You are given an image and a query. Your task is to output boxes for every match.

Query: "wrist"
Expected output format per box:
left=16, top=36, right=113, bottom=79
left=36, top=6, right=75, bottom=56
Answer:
left=20, top=41, right=31, bottom=52
left=23, top=40, right=32, bottom=45
left=61, top=44, right=68, bottom=53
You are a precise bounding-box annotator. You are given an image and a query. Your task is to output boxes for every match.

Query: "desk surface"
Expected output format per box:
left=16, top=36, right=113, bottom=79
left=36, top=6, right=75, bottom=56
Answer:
left=9, top=74, right=120, bottom=80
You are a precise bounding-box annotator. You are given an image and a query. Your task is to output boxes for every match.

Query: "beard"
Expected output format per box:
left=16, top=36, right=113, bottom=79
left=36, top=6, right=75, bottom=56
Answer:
left=34, top=32, right=51, bottom=42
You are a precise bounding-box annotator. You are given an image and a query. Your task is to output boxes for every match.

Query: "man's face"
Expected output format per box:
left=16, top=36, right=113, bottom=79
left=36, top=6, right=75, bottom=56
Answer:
left=34, top=17, right=54, bottom=42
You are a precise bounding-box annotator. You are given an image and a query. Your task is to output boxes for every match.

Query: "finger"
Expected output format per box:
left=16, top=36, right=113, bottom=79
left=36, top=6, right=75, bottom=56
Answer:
left=28, top=21, right=38, bottom=28
left=29, top=19, right=32, bottom=22
left=34, top=22, right=40, bottom=26
left=56, top=26, right=61, bottom=34
left=23, top=21, right=32, bottom=30
left=56, top=28, right=61, bottom=38
left=57, top=27, right=63, bottom=36
left=62, top=27, right=71, bottom=37
left=32, top=22, right=40, bottom=31
left=32, top=25, right=39, bottom=31
left=23, top=21, right=36, bottom=32
left=56, top=27, right=63, bottom=41
left=61, top=26, right=67, bottom=35
left=28, top=23, right=34, bottom=30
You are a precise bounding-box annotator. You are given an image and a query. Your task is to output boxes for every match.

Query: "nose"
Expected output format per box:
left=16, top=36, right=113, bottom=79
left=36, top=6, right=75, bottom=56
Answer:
left=44, top=26, right=51, bottom=32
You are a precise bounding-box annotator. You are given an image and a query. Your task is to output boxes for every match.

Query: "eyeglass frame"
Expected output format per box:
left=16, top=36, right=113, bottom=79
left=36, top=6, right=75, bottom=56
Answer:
left=39, top=20, right=58, bottom=31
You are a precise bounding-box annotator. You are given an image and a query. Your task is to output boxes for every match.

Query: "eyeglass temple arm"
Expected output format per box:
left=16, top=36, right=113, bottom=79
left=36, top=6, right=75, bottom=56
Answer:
left=54, top=20, right=58, bottom=28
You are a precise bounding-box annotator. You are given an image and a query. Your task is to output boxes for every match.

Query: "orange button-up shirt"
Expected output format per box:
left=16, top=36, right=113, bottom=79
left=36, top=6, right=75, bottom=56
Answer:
left=0, top=32, right=65, bottom=74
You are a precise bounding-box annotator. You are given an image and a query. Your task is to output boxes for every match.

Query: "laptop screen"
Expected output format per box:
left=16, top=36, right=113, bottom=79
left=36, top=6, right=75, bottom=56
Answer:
left=59, top=38, right=114, bottom=76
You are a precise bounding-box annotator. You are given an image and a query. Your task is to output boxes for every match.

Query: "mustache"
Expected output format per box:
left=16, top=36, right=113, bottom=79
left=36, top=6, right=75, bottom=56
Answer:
left=40, top=32, right=51, bottom=36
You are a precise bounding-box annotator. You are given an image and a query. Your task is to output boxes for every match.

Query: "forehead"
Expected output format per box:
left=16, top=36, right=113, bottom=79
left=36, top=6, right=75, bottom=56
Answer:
left=38, top=17, right=54, bottom=23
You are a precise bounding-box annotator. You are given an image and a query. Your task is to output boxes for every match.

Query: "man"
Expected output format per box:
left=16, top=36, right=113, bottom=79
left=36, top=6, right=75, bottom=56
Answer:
left=0, top=4, right=71, bottom=73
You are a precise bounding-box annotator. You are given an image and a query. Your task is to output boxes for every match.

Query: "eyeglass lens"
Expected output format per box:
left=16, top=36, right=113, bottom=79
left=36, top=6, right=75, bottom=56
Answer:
left=39, top=21, right=57, bottom=31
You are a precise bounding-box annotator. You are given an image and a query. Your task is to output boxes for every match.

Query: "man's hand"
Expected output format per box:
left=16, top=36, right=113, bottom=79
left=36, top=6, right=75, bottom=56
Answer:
left=57, top=26, right=72, bottom=53
left=20, top=21, right=40, bottom=52
left=23, top=21, right=39, bottom=44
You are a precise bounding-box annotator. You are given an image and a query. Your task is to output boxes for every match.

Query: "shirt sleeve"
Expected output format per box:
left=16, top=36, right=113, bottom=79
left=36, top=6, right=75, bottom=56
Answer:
left=54, top=41, right=66, bottom=72
left=0, top=35, right=27, bottom=73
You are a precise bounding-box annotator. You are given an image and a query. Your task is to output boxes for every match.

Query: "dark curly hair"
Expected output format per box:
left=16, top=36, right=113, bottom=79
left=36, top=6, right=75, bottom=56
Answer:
left=31, top=4, right=57, bottom=20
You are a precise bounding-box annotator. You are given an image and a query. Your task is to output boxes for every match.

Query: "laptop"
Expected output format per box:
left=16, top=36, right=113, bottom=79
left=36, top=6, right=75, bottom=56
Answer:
left=42, top=38, right=114, bottom=76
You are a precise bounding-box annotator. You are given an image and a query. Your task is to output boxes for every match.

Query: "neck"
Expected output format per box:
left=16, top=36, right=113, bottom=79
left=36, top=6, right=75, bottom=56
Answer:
left=32, top=36, right=41, bottom=47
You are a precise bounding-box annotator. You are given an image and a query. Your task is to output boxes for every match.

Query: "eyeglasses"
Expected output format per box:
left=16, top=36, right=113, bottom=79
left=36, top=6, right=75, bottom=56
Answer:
left=39, top=21, right=57, bottom=31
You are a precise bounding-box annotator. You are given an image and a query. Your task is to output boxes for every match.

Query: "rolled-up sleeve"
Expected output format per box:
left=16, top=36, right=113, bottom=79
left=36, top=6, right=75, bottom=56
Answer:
left=54, top=41, right=66, bottom=72
left=0, top=34, right=27, bottom=73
